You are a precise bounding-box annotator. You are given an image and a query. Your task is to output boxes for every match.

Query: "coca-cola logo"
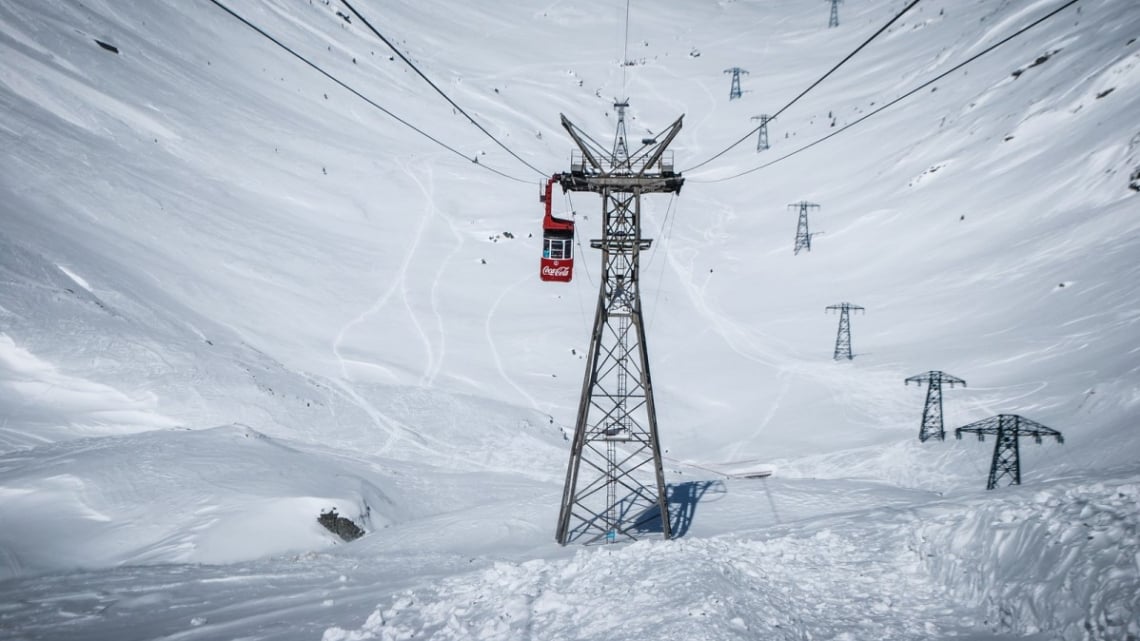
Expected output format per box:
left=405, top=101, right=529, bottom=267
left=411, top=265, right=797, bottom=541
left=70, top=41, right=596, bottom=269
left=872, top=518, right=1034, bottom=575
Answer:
left=542, top=265, right=571, bottom=277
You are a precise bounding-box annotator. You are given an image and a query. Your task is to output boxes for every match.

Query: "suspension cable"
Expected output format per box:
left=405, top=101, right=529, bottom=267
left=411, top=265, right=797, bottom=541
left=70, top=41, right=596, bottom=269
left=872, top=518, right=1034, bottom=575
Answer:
left=682, top=0, right=923, bottom=173
left=206, top=0, right=531, bottom=183
left=621, top=0, right=632, bottom=96
left=566, top=192, right=595, bottom=288
left=339, top=0, right=548, bottom=178
left=693, top=0, right=1082, bottom=183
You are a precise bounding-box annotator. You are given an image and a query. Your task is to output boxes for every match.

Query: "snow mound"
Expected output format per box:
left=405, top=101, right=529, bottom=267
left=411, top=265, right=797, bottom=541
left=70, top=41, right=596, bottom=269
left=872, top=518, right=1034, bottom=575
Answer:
left=327, top=527, right=968, bottom=640
left=0, top=425, right=397, bottom=579
left=914, top=477, right=1140, bottom=640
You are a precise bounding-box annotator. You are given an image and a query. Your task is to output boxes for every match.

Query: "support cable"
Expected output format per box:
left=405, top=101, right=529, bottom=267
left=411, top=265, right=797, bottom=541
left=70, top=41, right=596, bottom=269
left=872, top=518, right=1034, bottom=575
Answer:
left=693, top=0, right=1081, bottom=183
left=683, top=0, right=922, bottom=173
left=564, top=192, right=592, bottom=333
left=339, top=0, right=547, bottom=178
left=621, top=0, right=632, bottom=95
left=646, top=195, right=677, bottom=329
left=643, top=194, right=675, bottom=274
left=206, top=0, right=530, bottom=183
left=566, top=192, right=595, bottom=288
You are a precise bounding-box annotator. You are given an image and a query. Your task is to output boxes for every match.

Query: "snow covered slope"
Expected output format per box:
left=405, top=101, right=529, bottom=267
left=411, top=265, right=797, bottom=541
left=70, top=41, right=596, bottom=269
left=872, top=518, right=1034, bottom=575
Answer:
left=0, top=0, right=1137, bottom=638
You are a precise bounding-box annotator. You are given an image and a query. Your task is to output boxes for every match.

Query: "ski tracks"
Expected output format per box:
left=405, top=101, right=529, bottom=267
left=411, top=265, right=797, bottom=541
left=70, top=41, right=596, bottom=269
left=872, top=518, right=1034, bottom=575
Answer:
left=663, top=230, right=788, bottom=371
left=328, top=158, right=448, bottom=455
left=404, top=161, right=464, bottom=388
left=484, top=273, right=543, bottom=414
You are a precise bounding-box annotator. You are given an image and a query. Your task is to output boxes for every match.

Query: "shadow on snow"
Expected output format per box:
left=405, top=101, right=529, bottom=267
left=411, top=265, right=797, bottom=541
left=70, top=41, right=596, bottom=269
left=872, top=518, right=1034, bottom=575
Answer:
left=636, top=479, right=727, bottom=538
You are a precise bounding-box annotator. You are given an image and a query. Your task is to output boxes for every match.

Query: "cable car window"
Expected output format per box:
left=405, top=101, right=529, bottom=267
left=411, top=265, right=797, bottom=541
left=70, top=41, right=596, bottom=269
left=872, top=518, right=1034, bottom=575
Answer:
left=544, top=237, right=573, bottom=260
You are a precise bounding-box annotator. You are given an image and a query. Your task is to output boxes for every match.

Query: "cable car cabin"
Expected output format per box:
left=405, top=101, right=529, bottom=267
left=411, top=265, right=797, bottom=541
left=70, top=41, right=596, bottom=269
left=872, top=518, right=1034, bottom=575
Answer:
left=540, top=176, right=574, bottom=283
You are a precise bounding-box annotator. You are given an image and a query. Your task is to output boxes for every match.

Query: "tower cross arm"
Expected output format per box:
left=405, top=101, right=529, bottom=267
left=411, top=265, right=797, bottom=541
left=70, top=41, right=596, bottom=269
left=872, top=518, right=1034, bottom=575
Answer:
left=954, top=414, right=1064, bottom=443
left=788, top=202, right=820, bottom=210
left=826, top=303, right=864, bottom=313
left=560, top=113, right=605, bottom=171
left=905, top=371, right=967, bottom=387
left=634, top=115, right=684, bottom=175
left=956, top=420, right=995, bottom=441
left=1008, top=415, right=1065, bottom=443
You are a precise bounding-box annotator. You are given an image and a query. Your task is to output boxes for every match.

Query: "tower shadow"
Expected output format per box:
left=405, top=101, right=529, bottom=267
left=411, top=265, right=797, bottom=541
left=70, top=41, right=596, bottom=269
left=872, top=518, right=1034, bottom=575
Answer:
left=634, top=480, right=727, bottom=538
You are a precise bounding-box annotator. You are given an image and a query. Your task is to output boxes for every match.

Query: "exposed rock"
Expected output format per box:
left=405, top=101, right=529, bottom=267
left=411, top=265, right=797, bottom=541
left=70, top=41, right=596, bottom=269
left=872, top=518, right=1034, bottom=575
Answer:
left=318, top=509, right=364, bottom=542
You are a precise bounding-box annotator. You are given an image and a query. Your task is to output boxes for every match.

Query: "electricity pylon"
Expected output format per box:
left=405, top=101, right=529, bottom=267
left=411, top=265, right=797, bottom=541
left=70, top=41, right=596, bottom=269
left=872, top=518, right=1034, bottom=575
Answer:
left=825, top=302, right=863, bottom=360
left=788, top=201, right=819, bottom=254
left=724, top=67, right=748, bottom=100
left=555, top=101, right=685, bottom=545
left=905, top=371, right=966, bottom=442
left=752, top=114, right=771, bottom=151
left=955, top=415, right=1064, bottom=490
left=828, top=0, right=842, bottom=28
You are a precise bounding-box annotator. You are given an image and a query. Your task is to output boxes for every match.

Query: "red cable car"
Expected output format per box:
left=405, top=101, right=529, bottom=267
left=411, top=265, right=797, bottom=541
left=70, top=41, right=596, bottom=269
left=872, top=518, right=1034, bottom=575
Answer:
left=540, top=175, right=574, bottom=283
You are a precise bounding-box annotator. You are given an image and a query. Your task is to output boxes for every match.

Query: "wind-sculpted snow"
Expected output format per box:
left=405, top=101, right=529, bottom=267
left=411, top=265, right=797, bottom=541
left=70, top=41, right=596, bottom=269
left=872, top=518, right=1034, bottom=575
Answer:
left=324, top=519, right=974, bottom=641
left=0, top=425, right=397, bottom=579
left=914, top=477, right=1140, bottom=640
left=326, top=479, right=1140, bottom=640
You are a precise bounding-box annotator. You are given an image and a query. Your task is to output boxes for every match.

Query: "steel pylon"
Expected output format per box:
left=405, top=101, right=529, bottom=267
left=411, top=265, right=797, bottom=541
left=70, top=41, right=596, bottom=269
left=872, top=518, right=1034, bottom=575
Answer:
left=724, top=67, right=748, bottom=100
left=956, top=415, right=1064, bottom=490
left=905, top=371, right=966, bottom=442
left=752, top=114, right=771, bottom=151
left=825, top=302, right=863, bottom=360
left=828, top=0, right=841, bottom=28
left=788, top=201, right=819, bottom=254
left=554, top=102, right=684, bottom=545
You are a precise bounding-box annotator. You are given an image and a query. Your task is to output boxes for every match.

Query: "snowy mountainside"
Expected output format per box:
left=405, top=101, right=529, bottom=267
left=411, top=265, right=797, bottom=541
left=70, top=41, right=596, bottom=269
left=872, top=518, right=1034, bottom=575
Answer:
left=0, top=0, right=1138, bottom=639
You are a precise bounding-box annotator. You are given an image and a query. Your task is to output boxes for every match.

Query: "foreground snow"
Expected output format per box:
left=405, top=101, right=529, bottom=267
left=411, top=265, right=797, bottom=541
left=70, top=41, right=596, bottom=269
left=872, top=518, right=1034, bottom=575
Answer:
left=1, top=0, right=1138, bottom=638
left=2, top=474, right=1135, bottom=640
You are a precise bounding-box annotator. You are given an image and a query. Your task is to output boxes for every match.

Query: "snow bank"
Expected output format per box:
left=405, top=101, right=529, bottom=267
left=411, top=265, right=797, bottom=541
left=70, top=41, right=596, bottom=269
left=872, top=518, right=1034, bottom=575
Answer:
left=0, top=424, right=397, bottom=579
left=325, top=522, right=973, bottom=640
left=325, top=476, right=1140, bottom=641
left=913, top=477, right=1140, bottom=640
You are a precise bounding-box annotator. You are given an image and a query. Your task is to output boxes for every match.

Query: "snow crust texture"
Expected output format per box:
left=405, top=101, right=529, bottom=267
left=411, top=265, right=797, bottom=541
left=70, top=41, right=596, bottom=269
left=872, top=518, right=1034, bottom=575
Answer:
left=916, top=478, right=1140, bottom=640
left=325, top=477, right=1140, bottom=641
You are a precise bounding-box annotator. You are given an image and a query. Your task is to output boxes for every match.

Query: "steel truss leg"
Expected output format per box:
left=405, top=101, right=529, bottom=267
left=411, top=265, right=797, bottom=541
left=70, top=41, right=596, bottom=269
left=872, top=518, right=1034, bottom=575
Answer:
left=555, top=188, right=672, bottom=545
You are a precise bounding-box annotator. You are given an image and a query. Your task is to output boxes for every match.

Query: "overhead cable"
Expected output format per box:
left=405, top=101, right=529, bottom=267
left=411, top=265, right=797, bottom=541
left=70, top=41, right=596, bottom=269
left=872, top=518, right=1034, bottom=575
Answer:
left=621, top=0, right=632, bottom=95
left=339, top=0, right=548, bottom=178
left=206, top=0, right=530, bottom=183
left=694, top=0, right=1082, bottom=183
left=683, top=0, right=923, bottom=173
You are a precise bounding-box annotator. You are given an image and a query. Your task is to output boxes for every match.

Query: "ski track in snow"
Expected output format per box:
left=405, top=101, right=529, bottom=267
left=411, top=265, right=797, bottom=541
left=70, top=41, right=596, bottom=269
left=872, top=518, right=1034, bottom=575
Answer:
left=726, top=370, right=792, bottom=462
left=405, top=163, right=461, bottom=388
left=485, top=273, right=544, bottom=414
left=329, top=166, right=431, bottom=383
left=393, top=158, right=442, bottom=386
left=664, top=238, right=785, bottom=370
left=322, top=378, right=402, bottom=456
left=327, top=159, right=442, bottom=456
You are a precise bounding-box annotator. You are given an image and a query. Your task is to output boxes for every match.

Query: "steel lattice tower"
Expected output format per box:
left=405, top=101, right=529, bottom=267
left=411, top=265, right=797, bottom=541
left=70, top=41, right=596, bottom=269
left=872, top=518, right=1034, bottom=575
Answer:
left=724, top=67, right=748, bottom=100
left=956, top=415, right=1064, bottom=490
left=906, top=371, right=966, bottom=442
left=828, top=0, right=841, bottom=28
left=825, top=302, right=863, bottom=360
left=788, top=201, right=819, bottom=254
left=752, top=114, right=771, bottom=151
left=554, top=102, right=685, bottom=545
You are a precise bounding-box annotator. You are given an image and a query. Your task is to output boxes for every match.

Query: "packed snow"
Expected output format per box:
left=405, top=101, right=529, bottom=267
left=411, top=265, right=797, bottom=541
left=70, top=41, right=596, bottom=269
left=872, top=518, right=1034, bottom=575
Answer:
left=1, top=0, right=1138, bottom=639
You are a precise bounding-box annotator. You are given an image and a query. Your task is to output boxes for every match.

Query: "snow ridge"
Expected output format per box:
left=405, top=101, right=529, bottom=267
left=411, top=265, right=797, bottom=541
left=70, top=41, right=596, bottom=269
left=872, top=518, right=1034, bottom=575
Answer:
left=915, top=477, right=1140, bottom=640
